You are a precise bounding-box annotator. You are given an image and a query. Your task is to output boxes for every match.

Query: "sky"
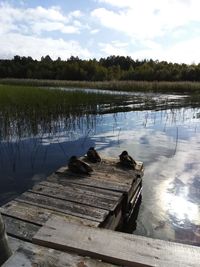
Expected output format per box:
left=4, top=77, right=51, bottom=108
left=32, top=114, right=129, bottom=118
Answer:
left=1, top=0, right=200, bottom=64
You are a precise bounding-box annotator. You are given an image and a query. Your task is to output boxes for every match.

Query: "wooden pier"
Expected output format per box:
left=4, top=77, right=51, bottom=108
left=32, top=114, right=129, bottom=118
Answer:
left=1, top=157, right=200, bottom=266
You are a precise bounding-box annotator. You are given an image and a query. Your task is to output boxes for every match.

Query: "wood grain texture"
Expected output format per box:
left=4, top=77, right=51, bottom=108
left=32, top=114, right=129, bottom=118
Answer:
left=2, top=215, right=40, bottom=242
left=30, top=183, right=122, bottom=212
left=4, top=237, right=119, bottom=267
left=1, top=201, right=99, bottom=227
left=126, top=177, right=142, bottom=203
left=16, top=191, right=109, bottom=222
left=39, top=180, right=122, bottom=199
left=33, top=216, right=200, bottom=267
left=48, top=173, right=130, bottom=193
left=58, top=157, right=144, bottom=182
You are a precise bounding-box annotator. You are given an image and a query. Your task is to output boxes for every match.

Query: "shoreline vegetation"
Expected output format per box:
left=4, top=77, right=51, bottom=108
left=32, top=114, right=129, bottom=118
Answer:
left=1, top=55, right=200, bottom=94
left=0, top=83, right=196, bottom=140
left=1, top=78, right=200, bottom=94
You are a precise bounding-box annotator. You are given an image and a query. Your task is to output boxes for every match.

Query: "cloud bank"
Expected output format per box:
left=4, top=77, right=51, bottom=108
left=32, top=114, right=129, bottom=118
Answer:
left=1, top=0, right=200, bottom=63
left=0, top=2, right=90, bottom=59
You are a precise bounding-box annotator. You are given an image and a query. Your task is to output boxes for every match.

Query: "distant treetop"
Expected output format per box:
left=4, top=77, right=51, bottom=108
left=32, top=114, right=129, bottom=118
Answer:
left=0, top=55, right=199, bottom=81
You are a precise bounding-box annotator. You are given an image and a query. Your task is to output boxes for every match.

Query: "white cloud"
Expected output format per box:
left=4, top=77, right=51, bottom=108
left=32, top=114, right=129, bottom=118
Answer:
left=32, top=22, right=80, bottom=35
left=0, top=33, right=91, bottom=60
left=0, top=2, right=91, bottom=59
left=97, top=0, right=133, bottom=8
left=0, top=3, right=66, bottom=24
left=111, top=41, right=129, bottom=48
left=131, top=37, right=200, bottom=64
left=98, top=36, right=200, bottom=64
left=92, top=0, right=200, bottom=40
left=91, top=0, right=200, bottom=62
left=90, top=29, right=100, bottom=34
left=0, top=2, right=82, bottom=35
left=99, top=41, right=129, bottom=56
left=1, top=0, right=200, bottom=63
left=25, top=5, right=66, bottom=22
left=91, top=7, right=163, bottom=40
left=165, top=37, right=200, bottom=64
left=68, top=10, right=83, bottom=18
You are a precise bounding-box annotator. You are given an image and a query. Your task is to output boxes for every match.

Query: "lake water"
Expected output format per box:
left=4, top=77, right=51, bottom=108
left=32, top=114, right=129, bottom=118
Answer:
left=0, top=87, right=199, bottom=246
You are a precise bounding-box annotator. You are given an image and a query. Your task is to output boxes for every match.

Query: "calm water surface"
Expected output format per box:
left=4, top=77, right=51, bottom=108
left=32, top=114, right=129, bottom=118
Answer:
left=0, top=88, right=199, bottom=246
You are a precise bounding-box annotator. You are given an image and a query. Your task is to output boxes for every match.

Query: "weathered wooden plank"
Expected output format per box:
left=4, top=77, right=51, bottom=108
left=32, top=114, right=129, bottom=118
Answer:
left=30, top=184, right=121, bottom=212
left=33, top=216, right=200, bottom=267
left=8, top=237, right=23, bottom=253
left=4, top=237, right=119, bottom=267
left=47, top=174, right=141, bottom=213
left=126, top=177, right=142, bottom=203
left=39, top=180, right=122, bottom=200
left=16, top=192, right=109, bottom=222
left=48, top=173, right=130, bottom=193
left=3, top=215, right=40, bottom=242
left=0, top=201, right=99, bottom=227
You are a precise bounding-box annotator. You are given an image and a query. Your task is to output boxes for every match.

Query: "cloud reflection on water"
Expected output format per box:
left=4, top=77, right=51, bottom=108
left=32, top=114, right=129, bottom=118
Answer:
left=92, top=108, right=200, bottom=245
left=0, top=105, right=200, bottom=245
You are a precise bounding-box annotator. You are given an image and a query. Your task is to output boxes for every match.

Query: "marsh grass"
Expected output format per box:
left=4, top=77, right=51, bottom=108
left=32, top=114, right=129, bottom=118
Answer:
left=0, top=84, right=130, bottom=140
left=2, top=78, right=200, bottom=94
left=0, top=84, right=197, bottom=141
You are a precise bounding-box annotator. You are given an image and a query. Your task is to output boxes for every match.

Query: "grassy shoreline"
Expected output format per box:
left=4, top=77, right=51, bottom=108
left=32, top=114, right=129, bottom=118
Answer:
left=1, top=78, right=200, bottom=94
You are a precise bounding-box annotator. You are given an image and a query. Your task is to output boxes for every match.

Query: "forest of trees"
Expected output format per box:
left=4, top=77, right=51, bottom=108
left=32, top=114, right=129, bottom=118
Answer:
left=1, top=55, right=200, bottom=81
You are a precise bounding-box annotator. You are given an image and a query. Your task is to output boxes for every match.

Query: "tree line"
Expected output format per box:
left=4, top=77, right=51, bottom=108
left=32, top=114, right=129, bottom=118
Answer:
left=0, top=55, right=200, bottom=81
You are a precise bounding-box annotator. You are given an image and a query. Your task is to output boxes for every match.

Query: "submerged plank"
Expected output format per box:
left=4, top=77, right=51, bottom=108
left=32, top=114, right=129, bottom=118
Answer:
left=30, top=183, right=121, bottom=212
left=33, top=215, right=200, bottom=267
left=16, top=191, right=109, bottom=222
left=1, top=200, right=99, bottom=227
left=4, top=237, right=118, bottom=267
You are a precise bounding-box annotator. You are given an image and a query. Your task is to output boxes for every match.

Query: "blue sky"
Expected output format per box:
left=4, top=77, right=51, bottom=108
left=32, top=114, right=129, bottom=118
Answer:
left=1, top=0, right=200, bottom=63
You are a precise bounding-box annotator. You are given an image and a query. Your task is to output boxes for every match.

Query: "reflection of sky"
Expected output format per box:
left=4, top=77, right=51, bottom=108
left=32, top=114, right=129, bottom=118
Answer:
left=87, top=108, right=200, bottom=244
left=0, top=107, right=200, bottom=244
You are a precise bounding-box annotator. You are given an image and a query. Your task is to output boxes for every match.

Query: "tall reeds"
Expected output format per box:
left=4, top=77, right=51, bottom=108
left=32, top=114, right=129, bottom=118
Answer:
left=0, top=84, right=197, bottom=141
left=1, top=79, right=200, bottom=93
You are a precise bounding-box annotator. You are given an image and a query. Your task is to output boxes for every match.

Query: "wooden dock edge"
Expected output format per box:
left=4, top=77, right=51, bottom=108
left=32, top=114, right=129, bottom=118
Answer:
left=33, top=215, right=200, bottom=267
